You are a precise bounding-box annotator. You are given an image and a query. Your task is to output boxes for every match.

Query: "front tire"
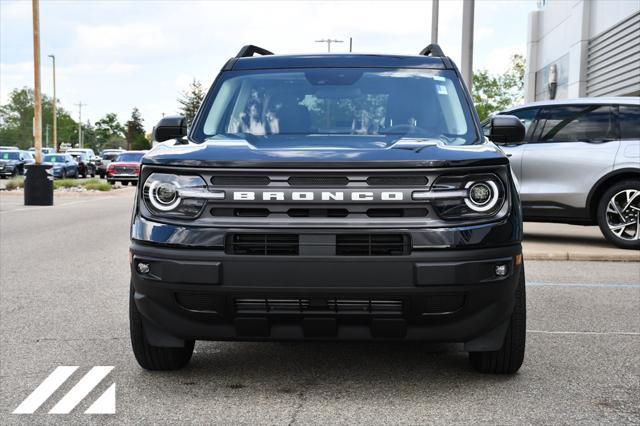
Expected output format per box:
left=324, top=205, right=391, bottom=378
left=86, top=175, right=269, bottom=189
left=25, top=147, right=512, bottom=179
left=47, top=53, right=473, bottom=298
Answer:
left=469, top=267, right=526, bottom=374
left=597, top=180, right=640, bottom=250
left=129, top=282, right=194, bottom=370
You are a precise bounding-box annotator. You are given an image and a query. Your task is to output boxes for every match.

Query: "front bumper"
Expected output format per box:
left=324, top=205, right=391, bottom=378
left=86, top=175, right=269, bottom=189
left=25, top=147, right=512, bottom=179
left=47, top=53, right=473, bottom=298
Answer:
left=108, top=174, right=139, bottom=182
left=131, top=240, right=522, bottom=350
left=0, top=166, right=16, bottom=176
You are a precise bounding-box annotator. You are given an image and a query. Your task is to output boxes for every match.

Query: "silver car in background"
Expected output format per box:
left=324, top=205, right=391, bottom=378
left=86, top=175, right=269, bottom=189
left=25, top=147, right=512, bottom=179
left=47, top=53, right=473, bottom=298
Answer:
left=487, top=97, right=640, bottom=249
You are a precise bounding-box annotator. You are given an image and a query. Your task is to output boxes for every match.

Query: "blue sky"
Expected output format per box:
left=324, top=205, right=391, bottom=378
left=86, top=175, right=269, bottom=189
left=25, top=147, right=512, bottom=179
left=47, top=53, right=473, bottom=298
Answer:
left=0, top=0, right=536, bottom=130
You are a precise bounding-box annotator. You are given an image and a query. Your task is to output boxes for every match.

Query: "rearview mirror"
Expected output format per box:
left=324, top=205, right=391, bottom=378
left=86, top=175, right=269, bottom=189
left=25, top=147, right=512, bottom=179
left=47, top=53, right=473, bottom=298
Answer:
left=153, top=115, right=188, bottom=143
left=487, top=115, right=525, bottom=144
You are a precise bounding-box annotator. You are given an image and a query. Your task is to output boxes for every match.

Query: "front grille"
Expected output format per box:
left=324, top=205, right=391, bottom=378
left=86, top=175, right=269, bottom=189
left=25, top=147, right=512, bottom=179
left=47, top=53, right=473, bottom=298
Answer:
left=114, top=166, right=136, bottom=174
left=366, top=176, right=428, bottom=186
left=287, top=208, right=349, bottom=218
left=336, top=234, right=410, bottom=256
left=227, top=233, right=410, bottom=256
left=288, top=176, right=349, bottom=186
left=226, top=234, right=299, bottom=255
left=235, top=298, right=403, bottom=316
left=210, top=208, right=426, bottom=218
left=188, top=169, right=449, bottom=228
left=211, top=175, right=270, bottom=186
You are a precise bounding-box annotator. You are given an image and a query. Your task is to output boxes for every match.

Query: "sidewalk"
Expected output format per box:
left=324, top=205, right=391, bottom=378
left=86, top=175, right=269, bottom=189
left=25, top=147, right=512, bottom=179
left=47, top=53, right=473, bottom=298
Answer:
left=523, top=222, right=640, bottom=262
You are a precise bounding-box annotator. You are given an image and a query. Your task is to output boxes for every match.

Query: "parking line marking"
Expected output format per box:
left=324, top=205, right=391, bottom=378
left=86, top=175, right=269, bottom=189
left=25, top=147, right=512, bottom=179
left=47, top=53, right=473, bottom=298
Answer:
left=13, top=366, right=78, bottom=414
left=48, top=366, right=114, bottom=414
left=527, top=329, right=640, bottom=336
left=527, top=282, right=640, bottom=289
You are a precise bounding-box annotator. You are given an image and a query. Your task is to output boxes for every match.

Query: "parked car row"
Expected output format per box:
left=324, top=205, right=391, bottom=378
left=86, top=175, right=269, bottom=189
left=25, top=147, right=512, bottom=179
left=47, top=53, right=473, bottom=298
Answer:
left=0, top=146, right=147, bottom=185
left=0, top=150, right=35, bottom=177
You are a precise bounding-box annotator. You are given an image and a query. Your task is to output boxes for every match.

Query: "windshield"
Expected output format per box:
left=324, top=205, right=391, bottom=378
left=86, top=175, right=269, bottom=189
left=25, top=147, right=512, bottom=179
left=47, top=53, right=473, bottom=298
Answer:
left=1, top=152, right=20, bottom=160
left=116, top=153, right=144, bottom=162
left=194, top=68, right=477, bottom=145
left=44, top=155, right=66, bottom=163
left=102, top=153, right=120, bottom=161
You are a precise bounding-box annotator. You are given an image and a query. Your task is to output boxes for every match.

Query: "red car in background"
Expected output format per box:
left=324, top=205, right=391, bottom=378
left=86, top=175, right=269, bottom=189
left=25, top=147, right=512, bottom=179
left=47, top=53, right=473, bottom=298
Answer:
left=106, top=151, right=147, bottom=186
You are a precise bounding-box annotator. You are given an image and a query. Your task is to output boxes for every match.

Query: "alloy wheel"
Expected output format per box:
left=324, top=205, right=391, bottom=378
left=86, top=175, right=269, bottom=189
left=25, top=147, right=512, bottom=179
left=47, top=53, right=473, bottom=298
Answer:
left=605, top=189, right=640, bottom=241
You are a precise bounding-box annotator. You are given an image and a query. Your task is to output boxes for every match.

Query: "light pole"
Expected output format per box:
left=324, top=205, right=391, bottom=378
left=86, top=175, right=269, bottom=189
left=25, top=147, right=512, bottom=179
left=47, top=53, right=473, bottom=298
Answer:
left=431, top=0, right=439, bottom=44
left=461, top=0, right=475, bottom=90
left=315, top=38, right=343, bottom=53
left=75, top=101, right=87, bottom=148
left=48, top=54, right=56, bottom=152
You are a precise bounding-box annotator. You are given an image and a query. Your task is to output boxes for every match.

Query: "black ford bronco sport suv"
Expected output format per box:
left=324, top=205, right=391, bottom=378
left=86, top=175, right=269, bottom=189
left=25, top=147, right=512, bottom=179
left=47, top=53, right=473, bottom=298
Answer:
left=129, top=44, right=527, bottom=374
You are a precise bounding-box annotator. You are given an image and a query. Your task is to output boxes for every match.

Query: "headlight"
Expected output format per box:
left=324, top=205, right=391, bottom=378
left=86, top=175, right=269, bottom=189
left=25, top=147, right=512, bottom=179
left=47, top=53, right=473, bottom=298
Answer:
left=414, top=173, right=507, bottom=220
left=142, top=173, right=216, bottom=218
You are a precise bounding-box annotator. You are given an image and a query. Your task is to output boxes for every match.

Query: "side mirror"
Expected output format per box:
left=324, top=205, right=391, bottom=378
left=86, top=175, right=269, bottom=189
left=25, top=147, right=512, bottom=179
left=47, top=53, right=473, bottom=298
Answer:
left=487, top=115, right=525, bottom=144
left=153, top=115, right=188, bottom=143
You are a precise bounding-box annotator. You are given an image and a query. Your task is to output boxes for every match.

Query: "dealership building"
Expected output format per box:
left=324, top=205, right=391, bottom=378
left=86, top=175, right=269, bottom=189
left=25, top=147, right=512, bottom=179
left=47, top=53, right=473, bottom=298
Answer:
left=524, top=0, right=640, bottom=102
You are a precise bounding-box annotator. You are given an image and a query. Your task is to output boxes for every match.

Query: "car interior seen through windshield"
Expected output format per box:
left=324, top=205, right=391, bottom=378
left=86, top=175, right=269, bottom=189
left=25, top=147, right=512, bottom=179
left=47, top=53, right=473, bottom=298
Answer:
left=198, top=69, right=476, bottom=145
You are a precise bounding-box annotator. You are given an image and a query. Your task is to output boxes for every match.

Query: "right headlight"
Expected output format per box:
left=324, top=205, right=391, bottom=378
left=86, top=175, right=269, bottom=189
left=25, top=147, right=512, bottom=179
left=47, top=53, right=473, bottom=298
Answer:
left=413, top=173, right=507, bottom=220
left=142, top=173, right=222, bottom=218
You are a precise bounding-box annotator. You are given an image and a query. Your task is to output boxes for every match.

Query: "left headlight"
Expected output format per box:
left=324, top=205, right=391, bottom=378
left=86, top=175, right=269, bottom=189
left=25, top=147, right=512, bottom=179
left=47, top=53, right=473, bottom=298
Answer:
left=142, top=173, right=216, bottom=218
left=416, top=173, right=507, bottom=220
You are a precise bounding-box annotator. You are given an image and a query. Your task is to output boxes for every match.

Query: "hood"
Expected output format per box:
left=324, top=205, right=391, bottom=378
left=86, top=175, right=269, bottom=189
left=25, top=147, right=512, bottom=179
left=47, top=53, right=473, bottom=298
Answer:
left=142, top=136, right=507, bottom=169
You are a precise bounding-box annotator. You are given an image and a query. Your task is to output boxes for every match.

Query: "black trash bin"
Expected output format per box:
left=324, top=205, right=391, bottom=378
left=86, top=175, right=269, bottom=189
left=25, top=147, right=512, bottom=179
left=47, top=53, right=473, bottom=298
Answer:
left=24, top=164, right=54, bottom=206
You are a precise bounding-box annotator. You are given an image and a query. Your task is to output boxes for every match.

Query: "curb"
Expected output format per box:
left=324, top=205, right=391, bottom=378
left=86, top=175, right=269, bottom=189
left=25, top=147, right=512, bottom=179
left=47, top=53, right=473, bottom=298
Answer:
left=524, top=251, right=640, bottom=262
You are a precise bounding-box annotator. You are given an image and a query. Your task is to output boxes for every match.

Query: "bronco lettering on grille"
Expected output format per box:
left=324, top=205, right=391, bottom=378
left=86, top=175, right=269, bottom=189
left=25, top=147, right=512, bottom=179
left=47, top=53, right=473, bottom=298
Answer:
left=232, top=191, right=405, bottom=202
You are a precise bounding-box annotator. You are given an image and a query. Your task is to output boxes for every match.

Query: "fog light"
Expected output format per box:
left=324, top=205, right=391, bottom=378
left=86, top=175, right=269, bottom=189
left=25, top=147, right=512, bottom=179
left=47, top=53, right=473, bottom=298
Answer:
left=137, top=263, right=150, bottom=274
left=495, top=264, right=508, bottom=277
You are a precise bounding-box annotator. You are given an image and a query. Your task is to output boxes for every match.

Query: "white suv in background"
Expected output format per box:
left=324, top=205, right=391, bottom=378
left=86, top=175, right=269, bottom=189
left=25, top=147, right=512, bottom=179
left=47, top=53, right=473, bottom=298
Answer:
left=487, top=97, right=640, bottom=249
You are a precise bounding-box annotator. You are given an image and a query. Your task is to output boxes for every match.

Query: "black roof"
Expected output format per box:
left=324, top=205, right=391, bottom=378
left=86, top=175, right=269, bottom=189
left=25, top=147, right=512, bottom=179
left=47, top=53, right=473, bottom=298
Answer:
left=225, top=54, right=449, bottom=71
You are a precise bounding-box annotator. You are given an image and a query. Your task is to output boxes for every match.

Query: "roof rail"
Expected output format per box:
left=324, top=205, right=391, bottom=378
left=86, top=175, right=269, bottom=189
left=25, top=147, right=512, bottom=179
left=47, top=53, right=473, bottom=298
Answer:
left=236, top=45, right=274, bottom=58
left=419, top=44, right=445, bottom=57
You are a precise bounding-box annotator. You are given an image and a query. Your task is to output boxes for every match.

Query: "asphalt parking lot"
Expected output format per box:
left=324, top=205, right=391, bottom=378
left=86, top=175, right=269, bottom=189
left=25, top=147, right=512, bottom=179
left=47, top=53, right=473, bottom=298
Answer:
left=0, top=189, right=638, bottom=424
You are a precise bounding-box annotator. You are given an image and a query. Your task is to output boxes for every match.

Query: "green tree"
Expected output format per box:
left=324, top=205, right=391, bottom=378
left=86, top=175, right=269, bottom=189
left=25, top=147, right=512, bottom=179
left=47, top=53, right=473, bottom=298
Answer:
left=82, top=121, right=97, bottom=151
left=126, top=107, right=150, bottom=150
left=473, top=54, right=525, bottom=122
left=177, top=79, right=205, bottom=125
left=95, top=113, right=126, bottom=151
left=0, top=87, right=77, bottom=150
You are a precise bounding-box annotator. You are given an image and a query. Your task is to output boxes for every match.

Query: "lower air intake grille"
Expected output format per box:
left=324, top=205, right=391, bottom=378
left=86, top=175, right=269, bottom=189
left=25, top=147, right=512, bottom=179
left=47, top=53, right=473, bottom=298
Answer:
left=226, top=234, right=299, bottom=255
left=336, top=234, right=410, bottom=256
left=235, top=298, right=403, bottom=316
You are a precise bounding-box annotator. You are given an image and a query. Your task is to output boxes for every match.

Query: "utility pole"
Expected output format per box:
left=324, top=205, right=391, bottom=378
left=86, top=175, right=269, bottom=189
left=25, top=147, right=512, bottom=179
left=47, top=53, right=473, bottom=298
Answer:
left=48, top=54, right=56, bottom=152
left=461, top=0, right=475, bottom=91
left=315, top=38, right=343, bottom=53
left=74, top=102, right=87, bottom=148
left=32, top=0, right=42, bottom=164
left=349, top=37, right=353, bottom=53
left=431, top=0, right=439, bottom=44
left=24, top=0, right=53, bottom=206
